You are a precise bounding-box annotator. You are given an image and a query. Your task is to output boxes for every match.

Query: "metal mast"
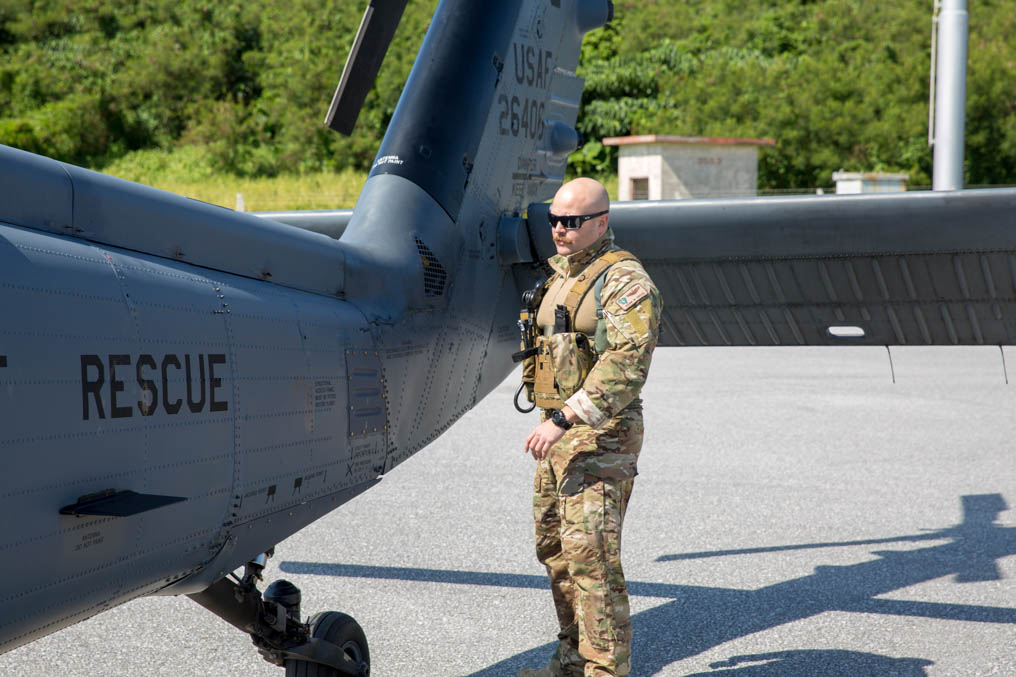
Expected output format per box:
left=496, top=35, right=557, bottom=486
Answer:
left=931, top=0, right=968, bottom=191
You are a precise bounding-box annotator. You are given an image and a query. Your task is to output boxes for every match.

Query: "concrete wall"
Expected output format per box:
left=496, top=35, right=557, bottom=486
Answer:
left=618, top=144, right=760, bottom=199
left=616, top=144, right=663, bottom=200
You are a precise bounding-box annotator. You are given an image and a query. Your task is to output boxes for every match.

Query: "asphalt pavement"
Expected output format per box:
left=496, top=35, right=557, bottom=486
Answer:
left=1, top=347, right=1013, bottom=676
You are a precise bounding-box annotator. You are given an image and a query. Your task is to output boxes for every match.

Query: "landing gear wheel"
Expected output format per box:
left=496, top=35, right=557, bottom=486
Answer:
left=285, top=611, right=370, bottom=677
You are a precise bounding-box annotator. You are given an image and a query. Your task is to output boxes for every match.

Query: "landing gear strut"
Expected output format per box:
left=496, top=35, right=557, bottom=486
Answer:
left=188, top=550, right=370, bottom=676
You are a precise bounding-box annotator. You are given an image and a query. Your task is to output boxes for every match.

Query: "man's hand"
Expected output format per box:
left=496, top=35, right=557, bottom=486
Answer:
left=524, top=419, right=566, bottom=460
left=524, top=406, right=579, bottom=460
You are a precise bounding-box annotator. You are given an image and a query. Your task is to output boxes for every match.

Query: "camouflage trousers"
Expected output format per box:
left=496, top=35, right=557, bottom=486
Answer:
left=533, top=460, right=635, bottom=677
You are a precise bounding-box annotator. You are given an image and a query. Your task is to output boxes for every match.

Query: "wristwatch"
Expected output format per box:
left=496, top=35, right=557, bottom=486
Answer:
left=550, top=409, right=573, bottom=430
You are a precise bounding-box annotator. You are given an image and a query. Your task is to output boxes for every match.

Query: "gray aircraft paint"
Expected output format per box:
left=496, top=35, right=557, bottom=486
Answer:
left=0, top=0, right=598, bottom=654
left=255, top=210, right=354, bottom=240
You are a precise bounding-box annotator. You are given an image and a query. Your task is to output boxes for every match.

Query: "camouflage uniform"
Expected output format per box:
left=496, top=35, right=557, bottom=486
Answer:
left=531, top=229, right=661, bottom=677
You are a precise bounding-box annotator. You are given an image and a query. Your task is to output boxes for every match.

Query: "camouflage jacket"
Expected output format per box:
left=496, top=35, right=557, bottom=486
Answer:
left=545, top=229, right=663, bottom=430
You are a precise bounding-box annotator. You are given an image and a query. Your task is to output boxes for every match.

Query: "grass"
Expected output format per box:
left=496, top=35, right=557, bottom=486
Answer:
left=99, top=147, right=620, bottom=212
left=101, top=147, right=367, bottom=211
left=145, top=172, right=367, bottom=212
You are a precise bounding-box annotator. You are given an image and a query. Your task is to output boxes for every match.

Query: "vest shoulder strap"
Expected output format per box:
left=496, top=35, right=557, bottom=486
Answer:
left=562, top=249, right=638, bottom=320
left=529, top=270, right=559, bottom=310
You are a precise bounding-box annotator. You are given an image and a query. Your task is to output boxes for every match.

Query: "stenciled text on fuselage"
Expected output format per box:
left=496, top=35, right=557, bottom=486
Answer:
left=80, top=353, right=229, bottom=420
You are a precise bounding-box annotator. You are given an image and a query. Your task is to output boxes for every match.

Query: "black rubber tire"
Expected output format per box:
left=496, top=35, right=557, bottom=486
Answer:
left=285, top=611, right=370, bottom=677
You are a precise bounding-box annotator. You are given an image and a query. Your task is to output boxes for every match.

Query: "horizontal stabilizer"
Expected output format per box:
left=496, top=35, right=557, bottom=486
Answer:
left=59, top=489, right=186, bottom=518
left=325, top=0, right=409, bottom=135
left=602, top=190, right=1016, bottom=347
left=254, top=209, right=353, bottom=239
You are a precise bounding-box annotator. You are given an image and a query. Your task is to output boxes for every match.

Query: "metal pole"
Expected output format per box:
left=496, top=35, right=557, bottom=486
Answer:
left=927, top=1, right=939, bottom=148
left=932, top=0, right=968, bottom=191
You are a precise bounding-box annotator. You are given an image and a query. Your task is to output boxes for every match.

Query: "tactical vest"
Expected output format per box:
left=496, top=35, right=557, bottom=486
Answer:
left=521, top=250, right=637, bottom=411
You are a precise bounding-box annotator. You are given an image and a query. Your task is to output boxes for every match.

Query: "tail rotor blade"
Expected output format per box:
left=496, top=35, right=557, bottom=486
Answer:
left=324, top=0, right=410, bottom=136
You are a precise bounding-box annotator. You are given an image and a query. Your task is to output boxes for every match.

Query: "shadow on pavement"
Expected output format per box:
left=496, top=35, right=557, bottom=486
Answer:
left=281, top=494, right=1015, bottom=675
left=684, top=650, right=933, bottom=676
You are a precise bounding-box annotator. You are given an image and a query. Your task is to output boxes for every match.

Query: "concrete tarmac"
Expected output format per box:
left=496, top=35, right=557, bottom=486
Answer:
left=1, top=347, right=1013, bottom=676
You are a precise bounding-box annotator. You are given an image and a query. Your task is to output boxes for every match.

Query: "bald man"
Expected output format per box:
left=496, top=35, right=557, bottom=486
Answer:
left=520, top=178, right=662, bottom=677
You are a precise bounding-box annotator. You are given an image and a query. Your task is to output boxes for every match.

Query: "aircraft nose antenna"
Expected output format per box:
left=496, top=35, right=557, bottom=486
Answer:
left=325, top=0, right=410, bottom=136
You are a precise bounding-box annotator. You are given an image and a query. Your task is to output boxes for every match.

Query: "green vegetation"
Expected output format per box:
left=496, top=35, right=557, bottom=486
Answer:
left=575, top=0, right=1016, bottom=189
left=103, top=147, right=367, bottom=210
left=0, top=0, right=438, bottom=178
left=2, top=0, right=1015, bottom=199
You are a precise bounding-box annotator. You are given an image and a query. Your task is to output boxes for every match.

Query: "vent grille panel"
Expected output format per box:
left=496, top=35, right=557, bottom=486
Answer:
left=415, top=237, right=447, bottom=297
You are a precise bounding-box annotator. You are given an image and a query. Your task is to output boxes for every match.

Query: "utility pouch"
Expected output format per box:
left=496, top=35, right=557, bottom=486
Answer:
left=533, top=332, right=596, bottom=409
left=533, top=335, right=561, bottom=409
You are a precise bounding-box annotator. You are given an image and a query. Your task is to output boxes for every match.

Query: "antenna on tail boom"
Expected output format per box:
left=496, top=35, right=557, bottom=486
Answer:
left=325, top=0, right=410, bottom=136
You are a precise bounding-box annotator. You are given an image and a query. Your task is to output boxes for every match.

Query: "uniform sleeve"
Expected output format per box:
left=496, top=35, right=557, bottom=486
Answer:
left=565, top=261, right=662, bottom=428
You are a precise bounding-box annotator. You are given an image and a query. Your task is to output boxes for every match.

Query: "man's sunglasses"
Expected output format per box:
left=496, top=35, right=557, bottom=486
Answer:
left=547, top=210, right=608, bottom=230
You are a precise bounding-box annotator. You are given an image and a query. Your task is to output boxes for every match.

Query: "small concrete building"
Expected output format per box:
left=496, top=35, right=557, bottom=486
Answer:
left=603, top=135, right=776, bottom=200
left=832, top=171, right=910, bottom=194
